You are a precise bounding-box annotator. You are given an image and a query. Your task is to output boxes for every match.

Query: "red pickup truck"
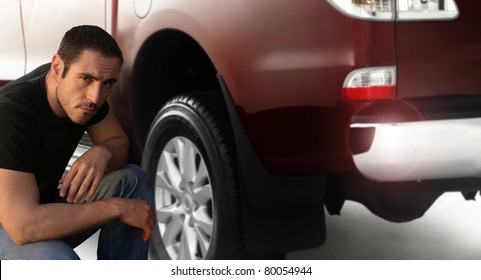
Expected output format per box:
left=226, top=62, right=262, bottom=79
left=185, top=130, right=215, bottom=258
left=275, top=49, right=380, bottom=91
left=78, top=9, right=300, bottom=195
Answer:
left=2, top=0, right=480, bottom=259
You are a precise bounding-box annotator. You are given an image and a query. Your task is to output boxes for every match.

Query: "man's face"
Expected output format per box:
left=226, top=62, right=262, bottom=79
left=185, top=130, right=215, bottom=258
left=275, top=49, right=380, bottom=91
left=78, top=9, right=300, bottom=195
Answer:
left=55, top=49, right=121, bottom=125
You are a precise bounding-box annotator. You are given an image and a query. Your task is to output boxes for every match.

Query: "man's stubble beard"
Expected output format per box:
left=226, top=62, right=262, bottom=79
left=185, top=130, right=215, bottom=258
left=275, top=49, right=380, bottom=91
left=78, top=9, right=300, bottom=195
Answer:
left=55, top=84, right=91, bottom=125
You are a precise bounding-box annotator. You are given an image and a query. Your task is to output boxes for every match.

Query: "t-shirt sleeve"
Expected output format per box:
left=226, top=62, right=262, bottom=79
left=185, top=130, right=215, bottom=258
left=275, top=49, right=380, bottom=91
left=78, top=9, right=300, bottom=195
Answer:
left=0, top=103, right=38, bottom=172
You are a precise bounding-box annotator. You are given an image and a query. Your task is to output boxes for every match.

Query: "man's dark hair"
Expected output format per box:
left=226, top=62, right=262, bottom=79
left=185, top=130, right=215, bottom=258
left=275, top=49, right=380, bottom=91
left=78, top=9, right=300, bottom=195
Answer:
left=57, top=25, right=124, bottom=78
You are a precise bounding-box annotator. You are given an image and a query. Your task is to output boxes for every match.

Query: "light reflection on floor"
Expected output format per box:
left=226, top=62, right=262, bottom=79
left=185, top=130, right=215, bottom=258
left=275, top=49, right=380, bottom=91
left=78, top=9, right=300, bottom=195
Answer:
left=75, top=192, right=481, bottom=260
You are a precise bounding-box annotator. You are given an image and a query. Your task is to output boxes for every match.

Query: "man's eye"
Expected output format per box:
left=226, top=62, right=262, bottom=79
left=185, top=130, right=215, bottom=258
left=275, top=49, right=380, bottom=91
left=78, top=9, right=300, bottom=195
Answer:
left=103, top=81, right=116, bottom=88
left=81, top=76, right=92, bottom=82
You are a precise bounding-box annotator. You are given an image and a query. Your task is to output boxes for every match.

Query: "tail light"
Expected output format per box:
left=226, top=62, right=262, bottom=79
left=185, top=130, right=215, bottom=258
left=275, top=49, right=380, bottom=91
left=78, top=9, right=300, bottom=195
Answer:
left=342, top=67, right=396, bottom=102
left=327, top=0, right=395, bottom=21
left=398, top=0, right=459, bottom=21
left=327, top=0, right=458, bottom=21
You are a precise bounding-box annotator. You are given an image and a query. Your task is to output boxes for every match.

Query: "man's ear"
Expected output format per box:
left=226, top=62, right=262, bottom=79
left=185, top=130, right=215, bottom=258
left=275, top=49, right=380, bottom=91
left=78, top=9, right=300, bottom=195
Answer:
left=50, top=54, right=64, bottom=81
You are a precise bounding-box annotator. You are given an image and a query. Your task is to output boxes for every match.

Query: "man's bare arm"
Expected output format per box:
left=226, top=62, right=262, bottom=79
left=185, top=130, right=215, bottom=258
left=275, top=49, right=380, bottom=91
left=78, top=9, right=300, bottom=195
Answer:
left=60, top=109, right=130, bottom=203
left=0, top=169, right=154, bottom=245
left=87, top=108, right=130, bottom=171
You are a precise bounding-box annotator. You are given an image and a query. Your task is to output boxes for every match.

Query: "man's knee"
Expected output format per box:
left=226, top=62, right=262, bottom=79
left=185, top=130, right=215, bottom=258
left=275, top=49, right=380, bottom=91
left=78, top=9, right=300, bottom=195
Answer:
left=118, top=164, right=150, bottom=186
left=108, top=164, right=151, bottom=202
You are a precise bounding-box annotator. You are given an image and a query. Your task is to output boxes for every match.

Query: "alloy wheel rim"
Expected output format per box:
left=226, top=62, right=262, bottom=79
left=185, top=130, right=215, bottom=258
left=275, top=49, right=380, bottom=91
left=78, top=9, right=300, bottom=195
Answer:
left=154, top=136, right=214, bottom=259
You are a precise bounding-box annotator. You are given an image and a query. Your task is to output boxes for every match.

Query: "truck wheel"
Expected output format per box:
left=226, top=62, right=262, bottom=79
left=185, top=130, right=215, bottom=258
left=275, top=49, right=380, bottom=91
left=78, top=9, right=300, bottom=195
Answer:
left=142, top=93, right=247, bottom=259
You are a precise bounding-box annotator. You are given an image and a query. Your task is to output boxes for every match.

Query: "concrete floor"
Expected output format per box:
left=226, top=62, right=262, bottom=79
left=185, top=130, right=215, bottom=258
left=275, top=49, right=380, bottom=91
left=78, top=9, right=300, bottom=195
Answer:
left=75, top=192, right=481, bottom=260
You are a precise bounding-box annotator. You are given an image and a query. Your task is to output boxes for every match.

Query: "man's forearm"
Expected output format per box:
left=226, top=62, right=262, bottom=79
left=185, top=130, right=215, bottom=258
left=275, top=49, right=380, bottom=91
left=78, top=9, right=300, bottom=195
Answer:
left=11, top=196, right=153, bottom=245
left=95, top=135, right=129, bottom=171
left=8, top=199, right=121, bottom=245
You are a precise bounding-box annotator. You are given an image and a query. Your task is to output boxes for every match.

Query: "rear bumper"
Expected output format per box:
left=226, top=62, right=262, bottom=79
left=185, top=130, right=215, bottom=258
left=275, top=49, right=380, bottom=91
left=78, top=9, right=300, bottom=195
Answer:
left=352, top=117, right=481, bottom=182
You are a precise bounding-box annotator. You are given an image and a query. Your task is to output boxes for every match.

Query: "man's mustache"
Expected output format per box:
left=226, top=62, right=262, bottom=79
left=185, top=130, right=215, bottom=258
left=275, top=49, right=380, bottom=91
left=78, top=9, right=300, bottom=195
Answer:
left=79, top=102, right=97, bottom=111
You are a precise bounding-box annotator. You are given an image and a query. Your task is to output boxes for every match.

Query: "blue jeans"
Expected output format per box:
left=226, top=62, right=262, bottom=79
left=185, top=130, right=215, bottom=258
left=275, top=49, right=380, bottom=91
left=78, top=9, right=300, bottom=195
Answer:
left=0, top=164, right=153, bottom=260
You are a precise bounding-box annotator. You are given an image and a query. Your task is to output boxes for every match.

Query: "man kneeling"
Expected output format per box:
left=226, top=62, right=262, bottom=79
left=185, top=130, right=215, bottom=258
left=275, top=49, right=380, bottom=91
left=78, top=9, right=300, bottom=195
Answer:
left=0, top=25, right=155, bottom=260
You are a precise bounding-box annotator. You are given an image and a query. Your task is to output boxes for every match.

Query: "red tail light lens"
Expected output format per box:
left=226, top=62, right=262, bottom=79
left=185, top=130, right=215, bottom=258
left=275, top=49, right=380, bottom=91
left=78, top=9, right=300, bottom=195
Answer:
left=343, top=86, right=396, bottom=102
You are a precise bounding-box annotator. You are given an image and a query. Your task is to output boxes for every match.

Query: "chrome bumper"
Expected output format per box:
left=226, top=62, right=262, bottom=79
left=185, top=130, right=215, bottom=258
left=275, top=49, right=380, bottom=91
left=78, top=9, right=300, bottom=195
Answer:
left=352, top=118, right=481, bottom=182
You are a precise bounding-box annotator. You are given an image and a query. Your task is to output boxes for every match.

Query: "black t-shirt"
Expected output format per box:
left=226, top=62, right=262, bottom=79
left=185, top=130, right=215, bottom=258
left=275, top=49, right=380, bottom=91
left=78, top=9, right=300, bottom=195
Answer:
left=0, top=64, right=108, bottom=203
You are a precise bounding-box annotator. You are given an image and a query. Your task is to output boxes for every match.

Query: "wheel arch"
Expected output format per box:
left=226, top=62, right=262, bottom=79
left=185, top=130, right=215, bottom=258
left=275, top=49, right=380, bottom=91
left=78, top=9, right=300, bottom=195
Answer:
left=131, top=28, right=221, bottom=150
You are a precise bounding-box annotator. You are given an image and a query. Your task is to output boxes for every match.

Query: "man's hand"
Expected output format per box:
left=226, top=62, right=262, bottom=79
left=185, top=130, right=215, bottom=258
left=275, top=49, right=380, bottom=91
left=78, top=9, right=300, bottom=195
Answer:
left=59, top=145, right=111, bottom=203
left=107, top=198, right=156, bottom=241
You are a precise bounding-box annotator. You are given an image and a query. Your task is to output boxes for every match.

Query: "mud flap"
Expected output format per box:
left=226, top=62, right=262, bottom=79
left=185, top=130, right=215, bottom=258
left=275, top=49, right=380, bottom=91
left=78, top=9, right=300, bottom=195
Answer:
left=218, top=75, right=327, bottom=254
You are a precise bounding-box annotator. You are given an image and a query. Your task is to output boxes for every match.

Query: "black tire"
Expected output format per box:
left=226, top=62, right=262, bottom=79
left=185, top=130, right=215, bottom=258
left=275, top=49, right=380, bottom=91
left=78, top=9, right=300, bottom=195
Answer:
left=142, top=92, right=248, bottom=259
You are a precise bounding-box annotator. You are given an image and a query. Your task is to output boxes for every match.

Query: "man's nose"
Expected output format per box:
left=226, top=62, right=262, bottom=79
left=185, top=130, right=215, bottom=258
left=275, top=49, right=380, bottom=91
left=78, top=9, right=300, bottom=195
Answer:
left=87, top=84, right=101, bottom=105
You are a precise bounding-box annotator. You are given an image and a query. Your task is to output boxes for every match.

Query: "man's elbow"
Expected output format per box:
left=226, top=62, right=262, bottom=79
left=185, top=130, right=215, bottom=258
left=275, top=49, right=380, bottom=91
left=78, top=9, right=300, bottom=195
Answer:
left=3, top=222, right=36, bottom=245
left=11, top=235, right=29, bottom=246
